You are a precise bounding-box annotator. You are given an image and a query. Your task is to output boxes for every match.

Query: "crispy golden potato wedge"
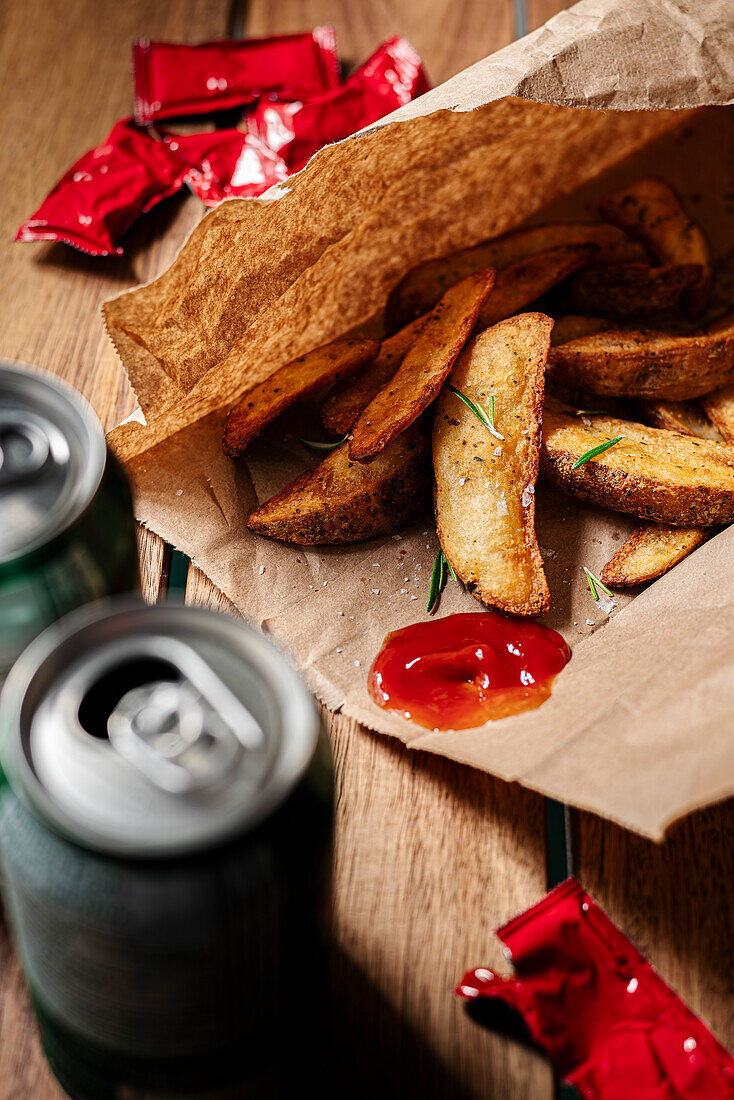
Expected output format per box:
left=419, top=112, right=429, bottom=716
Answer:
left=636, top=399, right=722, bottom=440
left=247, top=423, right=431, bottom=544
left=551, top=315, right=611, bottom=346
left=386, top=223, right=646, bottom=330
left=321, top=316, right=426, bottom=435
left=541, top=401, right=734, bottom=525
left=475, top=245, right=597, bottom=332
left=349, top=268, right=495, bottom=463
left=599, top=177, right=711, bottom=316
left=223, top=339, right=379, bottom=457
left=601, top=524, right=709, bottom=587
left=433, top=313, right=554, bottom=617
left=701, top=387, right=734, bottom=445
left=557, top=262, right=701, bottom=318
left=547, top=315, right=734, bottom=401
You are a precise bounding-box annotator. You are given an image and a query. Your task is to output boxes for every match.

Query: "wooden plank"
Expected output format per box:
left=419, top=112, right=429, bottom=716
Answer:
left=244, top=0, right=515, bottom=85
left=137, top=525, right=173, bottom=604
left=0, top=3, right=235, bottom=1098
left=184, top=569, right=553, bottom=1097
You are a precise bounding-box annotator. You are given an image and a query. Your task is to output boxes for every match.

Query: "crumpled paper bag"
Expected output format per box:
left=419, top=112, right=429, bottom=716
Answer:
left=103, top=0, right=734, bottom=839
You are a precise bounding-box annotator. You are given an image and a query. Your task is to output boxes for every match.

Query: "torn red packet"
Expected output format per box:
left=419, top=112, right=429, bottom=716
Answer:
left=132, top=26, right=340, bottom=125
left=456, top=878, right=734, bottom=1099
left=14, top=119, right=187, bottom=256
left=248, top=36, right=431, bottom=174
left=163, top=130, right=288, bottom=207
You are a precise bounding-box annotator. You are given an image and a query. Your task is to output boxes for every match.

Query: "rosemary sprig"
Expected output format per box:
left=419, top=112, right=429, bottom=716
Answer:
left=427, top=548, right=460, bottom=612
left=447, top=385, right=504, bottom=441
left=571, top=435, right=625, bottom=470
left=575, top=409, right=612, bottom=416
left=299, top=434, right=347, bottom=451
left=583, top=566, right=614, bottom=602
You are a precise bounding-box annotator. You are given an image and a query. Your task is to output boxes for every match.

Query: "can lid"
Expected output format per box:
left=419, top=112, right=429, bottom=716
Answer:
left=0, top=600, right=322, bottom=857
left=0, top=361, right=106, bottom=564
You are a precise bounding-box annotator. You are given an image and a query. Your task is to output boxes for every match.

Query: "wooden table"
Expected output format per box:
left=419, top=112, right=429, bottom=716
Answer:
left=0, top=2, right=732, bottom=1096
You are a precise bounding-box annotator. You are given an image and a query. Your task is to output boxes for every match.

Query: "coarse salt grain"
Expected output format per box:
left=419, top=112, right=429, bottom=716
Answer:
left=258, top=565, right=265, bottom=575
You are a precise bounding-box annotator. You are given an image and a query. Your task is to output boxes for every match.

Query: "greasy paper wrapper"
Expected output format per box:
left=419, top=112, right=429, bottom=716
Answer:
left=104, top=0, right=734, bottom=840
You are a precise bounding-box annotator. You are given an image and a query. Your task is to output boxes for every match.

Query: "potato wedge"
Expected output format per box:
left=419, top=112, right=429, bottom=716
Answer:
left=433, top=312, right=554, bottom=617
left=321, top=316, right=426, bottom=435
left=349, top=268, right=495, bottom=463
left=701, top=387, right=734, bottom=445
left=475, top=245, right=597, bottom=332
left=547, top=315, right=734, bottom=401
left=636, top=399, right=722, bottom=440
left=541, top=402, right=734, bottom=525
left=223, top=339, right=379, bottom=457
left=247, top=423, right=431, bottom=544
left=557, top=262, right=701, bottom=318
left=600, top=524, right=709, bottom=587
left=386, top=223, right=646, bottom=330
left=551, top=315, right=610, bottom=346
left=599, top=177, right=711, bottom=316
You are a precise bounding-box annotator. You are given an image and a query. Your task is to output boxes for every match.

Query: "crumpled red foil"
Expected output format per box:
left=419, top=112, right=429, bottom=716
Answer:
left=132, top=26, right=340, bottom=125
left=456, top=878, right=734, bottom=1099
left=163, top=129, right=288, bottom=207
left=247, top=35, right=431, bottom=173
left=14, top=119, right=187, bottom=256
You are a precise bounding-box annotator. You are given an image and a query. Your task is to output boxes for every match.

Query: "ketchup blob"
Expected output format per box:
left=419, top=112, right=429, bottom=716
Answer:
left=369, top=612, right=570, bottom=731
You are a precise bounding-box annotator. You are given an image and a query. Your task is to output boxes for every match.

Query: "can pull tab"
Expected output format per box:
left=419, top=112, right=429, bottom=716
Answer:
left=107, top=679, right=259, bottom=794
left=0, top=414, right=51, bottom=488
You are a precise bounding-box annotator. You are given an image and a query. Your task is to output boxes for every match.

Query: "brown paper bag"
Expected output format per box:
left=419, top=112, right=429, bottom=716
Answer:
left=104, top=0, right=734, bottom=839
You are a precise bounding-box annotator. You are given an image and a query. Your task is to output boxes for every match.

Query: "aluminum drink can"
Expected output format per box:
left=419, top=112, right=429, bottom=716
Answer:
left=0, top=600, right=333, bottom=1099
left=0, top=360, right=139, bottom=684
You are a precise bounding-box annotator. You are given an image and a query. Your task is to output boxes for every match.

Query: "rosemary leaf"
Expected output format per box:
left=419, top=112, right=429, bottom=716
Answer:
left=571, top=435, right=625, bottom=470
left=299, top=434, right=347, bottom=452
left=583, top=566, right=614, bottom=601
left=427, top=549, right=445, bottom=613
left=448, top=385, right=504, bottom=441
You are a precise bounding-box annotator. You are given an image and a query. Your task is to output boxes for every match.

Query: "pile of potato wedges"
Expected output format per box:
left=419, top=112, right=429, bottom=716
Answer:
left=223, top=176, right=734, bottom=618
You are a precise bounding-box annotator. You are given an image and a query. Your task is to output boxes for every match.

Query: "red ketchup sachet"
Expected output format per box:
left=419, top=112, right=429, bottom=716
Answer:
left=14, top=119, right=188, bottom=256
left=132, top=26, right=340, bottom=124
left=456, top=878, right=734, bottom=1100
left=247, top=35, right=431, bottom=174
left=163, top=129, right=288, bottom=207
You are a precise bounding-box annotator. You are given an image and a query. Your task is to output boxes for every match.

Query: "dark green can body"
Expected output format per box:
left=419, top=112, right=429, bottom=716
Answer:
left=0, top=602, right=334, bottom=1099
left=0, top=361, right=139, bottom=681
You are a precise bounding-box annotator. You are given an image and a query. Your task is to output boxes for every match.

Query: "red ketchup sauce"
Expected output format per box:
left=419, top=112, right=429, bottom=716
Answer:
left=369, top=612, right=570, bottom=731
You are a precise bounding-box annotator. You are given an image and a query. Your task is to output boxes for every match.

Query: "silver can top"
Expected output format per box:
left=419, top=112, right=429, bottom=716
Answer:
left=0, top=361, right=106, bottom=564
left=0, top=600, right=322, bottom=857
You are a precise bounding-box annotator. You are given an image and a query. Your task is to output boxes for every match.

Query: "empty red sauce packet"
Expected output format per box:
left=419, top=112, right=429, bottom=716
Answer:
left=248, top=35, right=431, bottom=174
left=14, top=119, right=187, bottom=256
left=163, top=130, right=288, bottom=207
left=456, top=878, right=734, bottom=1099
left=132, top=26, right=340, bottom=125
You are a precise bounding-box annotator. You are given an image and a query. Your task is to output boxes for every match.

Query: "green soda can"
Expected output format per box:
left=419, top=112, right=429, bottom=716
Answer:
left=0, top=599, right=333, bottom=1099
left=0, top=360, right=139, bottom=684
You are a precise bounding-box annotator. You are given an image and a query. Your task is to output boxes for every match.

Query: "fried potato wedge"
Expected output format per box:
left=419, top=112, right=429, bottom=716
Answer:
left=547, top=315, right=734, bottom=401
left=321, top=316, right=426, bottom=435
left=551, top=315, right=610, bottom=346
left=475, top=244, right=597, bottom=332
left=433, top=313, right=554, bottom=617
left=247, top=424, right=431, bottom=544
left=223, top=339, right=379, bottom=457
left=599, top=177, right=711, bottom=316
left=386, top=223, right=646, bottom=330
left=636, top=399, right=722, bottom=440
left=600, top=524, right=709, bottom=587
left=701, top=386, right=734, bottom=444
left=349, top=268, right=495, bottom=463
left=557, top=262, right=701, bottom=318
left=541, top=402, right=734, bottom=525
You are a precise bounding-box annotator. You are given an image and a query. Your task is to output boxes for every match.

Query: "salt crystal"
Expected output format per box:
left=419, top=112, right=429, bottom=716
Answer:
left=258, top=565, right=265, bottom=575
left=371, top=588, right=380, bottom=595
left=411, top=595, right=418, bottom=600
left=354, top=660, right=361, bottom=667
left=459, top=477, right=466, bottom=485
left=372, top=562, right=380, bottom=567
left=494, top=446, right=502, bottom=456
left=336, top=648, right=342, bottom=653
left=176, top=489, right=183, bottom=497
left=400, top=588, right=408, bottom=595
left=597, top=594, right=617, bottom=616
left=586, top=619, right=595, bottom=626
left=521, top=484, right=535, bottom=508
left=323, top=581, right=328, bottom=587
